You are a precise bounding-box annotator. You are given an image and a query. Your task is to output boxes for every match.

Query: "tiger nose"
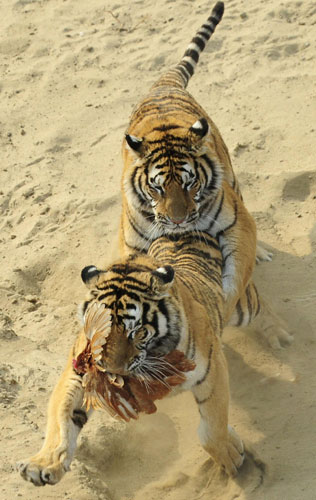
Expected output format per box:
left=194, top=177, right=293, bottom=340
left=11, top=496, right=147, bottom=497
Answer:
left=170, top=216, right=186, bottom=225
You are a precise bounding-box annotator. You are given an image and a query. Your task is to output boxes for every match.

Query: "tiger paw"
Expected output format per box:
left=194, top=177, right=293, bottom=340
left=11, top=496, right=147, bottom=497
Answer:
left=222, top=425, right=245, bottom=476
left=256, top=243, right=273, bottom=263
left=207, top=426, right=244, bottom=477
left=263, top=325, right=294, bottom=350
left=17, top=450, right=70, bottom=486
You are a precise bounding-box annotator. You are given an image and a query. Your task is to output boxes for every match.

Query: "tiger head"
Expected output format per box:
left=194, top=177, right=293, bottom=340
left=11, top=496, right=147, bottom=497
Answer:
left=79, top=259, right=181, bottom=376
left=123, top=116, right=223, bottom=233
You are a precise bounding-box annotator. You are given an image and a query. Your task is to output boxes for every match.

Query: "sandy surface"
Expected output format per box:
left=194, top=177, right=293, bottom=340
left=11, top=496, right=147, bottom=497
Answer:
left=1, top=0, right=315, bottom=499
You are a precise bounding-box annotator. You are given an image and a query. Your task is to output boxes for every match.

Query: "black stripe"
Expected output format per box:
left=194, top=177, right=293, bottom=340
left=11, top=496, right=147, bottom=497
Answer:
left=122, top=313, right=136, bottom=320
left=97, top=289, right=141, bottom=303
left=196, top=29, right=211, bottom=42
left=202, top=155, right=218, bottom=191
left=253, top=284, right=261, bottom=316
left=246, top=285, right=253, bottom=322
left=103, top=281, right=148, bottom=294
left=216, top=199, right=238, bottom=237
left=97, top=280, right=148, bottom=296
left=207, top=190, right=224, bottom=232
left=126, top=303, right=137, bottom=310
left=179, top=60, right=194, bottom=77
left=184, top=48, right=199, bottom=63
left=177, top=66, right=190, bottom=83
left=158, top=299, right=170, bottom=322
left=212, top=1, right=224, bottom=21
left=82, top=300, right=90, bottom=315
left=151, top=310, right=159, bottom=331
left=148, top=151, right=188, bottom=164
left=235, top=300, right=244, bottom=327
left=195, top=392, right=213, bottom=406
left=152, top=124, right=182, bottom=132
left=142, top=302, right=150, bottom=324
left=208, top=17, right=218, bottom=28
left=72, top=409, right=88, bottom=429
left=148, top=138, right=188, bottom=150
left=201, top=23, right=214, bottom=37
left=110, top=263, right=153, bottom=275
left=140, top=208, right=155, bottom=221
left=222, top=251, right=233, bottom=264
left=122, top=238, right=144, bottom=254
left=152, top=230, right=219, bottom=248
left=136, top=171, right=149, bottom=205
left=197, top=161, right=208, bottom=185
left=129, top=167, right=148, bottom=207
left=192, top=35, right=206, bottom=51
left=195, top=344, right=213, bottom=385
left=126, top=208, right=150, bottom=241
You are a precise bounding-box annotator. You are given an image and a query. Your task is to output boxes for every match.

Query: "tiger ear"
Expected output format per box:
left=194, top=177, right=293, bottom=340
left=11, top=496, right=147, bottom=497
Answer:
left=151, top=266, right=175, bottom=292
left=81, top=265, right=103, bottom=288
left=125, top=134, right=143, bottom=154
left=189, top=117, right=209, bottom=139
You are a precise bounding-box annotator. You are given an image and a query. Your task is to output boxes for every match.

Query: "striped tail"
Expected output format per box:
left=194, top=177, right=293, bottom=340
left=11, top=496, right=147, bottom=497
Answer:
left=153, top=2, right=225, bottom=90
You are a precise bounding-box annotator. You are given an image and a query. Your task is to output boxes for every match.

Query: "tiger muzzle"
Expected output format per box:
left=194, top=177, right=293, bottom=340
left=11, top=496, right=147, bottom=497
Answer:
left=102, top=325, right=137, bottom=375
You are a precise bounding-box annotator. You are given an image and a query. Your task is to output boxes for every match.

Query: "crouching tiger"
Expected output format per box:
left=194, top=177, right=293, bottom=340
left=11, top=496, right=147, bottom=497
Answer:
left=121, top=1, right=272, bottom=319
left=17, top=232, right=290, bottom=486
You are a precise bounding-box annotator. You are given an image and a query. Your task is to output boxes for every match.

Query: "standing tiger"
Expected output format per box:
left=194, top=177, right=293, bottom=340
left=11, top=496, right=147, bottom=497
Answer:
left=17, top=231, right=290, bottom=486
left=120, top=1, right=271, bottom=320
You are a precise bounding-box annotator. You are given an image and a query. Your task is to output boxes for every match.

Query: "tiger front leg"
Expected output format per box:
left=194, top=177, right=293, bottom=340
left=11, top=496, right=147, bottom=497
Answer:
left=218, top=196, right=257, bottom=321
left=219, top=238, right=250, bottom=321
left=192, top=345, right=244, bottom=476
left=17, top=333, right=90, bottom=486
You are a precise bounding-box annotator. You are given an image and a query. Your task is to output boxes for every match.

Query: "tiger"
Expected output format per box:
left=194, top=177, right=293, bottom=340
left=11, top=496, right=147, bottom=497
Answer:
left=120, top=1, right=271, bottom=320
left=17, top=231, right=290, bottom=486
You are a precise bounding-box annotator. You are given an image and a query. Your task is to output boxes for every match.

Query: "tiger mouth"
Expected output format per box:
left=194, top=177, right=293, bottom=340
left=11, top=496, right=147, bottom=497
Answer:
left=158, top=220, right=196, bottom=233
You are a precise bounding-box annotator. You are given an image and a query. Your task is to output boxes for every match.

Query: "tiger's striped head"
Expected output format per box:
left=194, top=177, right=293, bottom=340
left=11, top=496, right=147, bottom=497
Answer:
left=79, top=259, right=182, bottom=376
left=123, top=116, right=223, bottom=234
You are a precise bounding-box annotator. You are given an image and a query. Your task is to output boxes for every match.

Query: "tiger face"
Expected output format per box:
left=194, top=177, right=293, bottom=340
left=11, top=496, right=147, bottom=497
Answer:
left=80, top=262, right=181, bottom=376
left=124, top=117, right=223, bottom=234
left=147, top=161, right=200, bottom=227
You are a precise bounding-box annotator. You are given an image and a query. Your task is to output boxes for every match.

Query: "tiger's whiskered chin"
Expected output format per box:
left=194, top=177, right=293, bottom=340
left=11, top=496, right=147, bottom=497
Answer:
left=156, top=219, right=197, bottom=233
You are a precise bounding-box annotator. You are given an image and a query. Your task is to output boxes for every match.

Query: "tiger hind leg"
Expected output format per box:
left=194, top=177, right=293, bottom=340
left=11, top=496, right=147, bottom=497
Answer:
left=228, top=281, right=293, bottom=349
left=252, top=296, right=293, bottom=349
left=17, top=333, right=90, bottom=486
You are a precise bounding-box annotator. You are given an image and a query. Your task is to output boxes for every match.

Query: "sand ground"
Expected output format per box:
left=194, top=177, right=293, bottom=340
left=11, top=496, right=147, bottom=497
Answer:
left=1, top=0, right=315, bottom=498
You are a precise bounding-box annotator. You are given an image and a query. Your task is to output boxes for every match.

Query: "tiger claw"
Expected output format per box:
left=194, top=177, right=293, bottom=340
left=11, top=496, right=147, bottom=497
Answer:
left=256, top=244, right=273, bottom=263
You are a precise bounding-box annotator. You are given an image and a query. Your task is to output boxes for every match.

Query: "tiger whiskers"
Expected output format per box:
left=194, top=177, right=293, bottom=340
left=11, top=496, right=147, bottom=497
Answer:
left=193, top=227, right=209, bottom=247
left=135, top=357, right=175, bottom=391
left=149, top=355, right=184, bottom=377
left=139, top=220, right=161, bottom=252
left=142, top=213, right=156, bottom=222
left=134, top=366, right=153, bottom=394
left=144, top=355, right=183, bottom=376
left=198, top=212, right=223, bottom=230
